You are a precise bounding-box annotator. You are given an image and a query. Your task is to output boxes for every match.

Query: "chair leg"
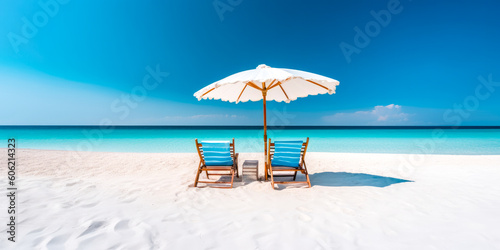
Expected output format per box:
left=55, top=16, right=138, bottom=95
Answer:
left=269, top=166, right=275, bottom=190
left=234, top=164, right=239, bottom=178
left=293, top=171, right=298, bottom=180
left=230, top=168, right=235, bottom=188
left=303, top=162, right=311, bottom=188
left=206, top=171, right=210, bottom=179
left=194, top=162, right=202, bottom=187
left=235, top=153, right=239, bottom=178
left=305, top=171, right=311, bottom=188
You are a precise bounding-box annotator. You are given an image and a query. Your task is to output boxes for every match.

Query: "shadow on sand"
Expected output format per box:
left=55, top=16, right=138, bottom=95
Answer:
left=309, top=172, right=412, bottom=188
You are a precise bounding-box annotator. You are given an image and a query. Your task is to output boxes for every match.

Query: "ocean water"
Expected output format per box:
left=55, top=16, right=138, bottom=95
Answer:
left=0, top=126, right=499, bottom=155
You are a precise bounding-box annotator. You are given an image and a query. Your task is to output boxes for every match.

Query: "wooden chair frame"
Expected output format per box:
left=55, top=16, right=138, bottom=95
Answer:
left=194, top=138, right=239, bottom=188
left=265, top=137, right=311, bottom=189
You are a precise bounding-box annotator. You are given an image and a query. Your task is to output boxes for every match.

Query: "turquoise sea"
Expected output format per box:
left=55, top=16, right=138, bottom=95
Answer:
left=0, top=126, right=499, bottom=155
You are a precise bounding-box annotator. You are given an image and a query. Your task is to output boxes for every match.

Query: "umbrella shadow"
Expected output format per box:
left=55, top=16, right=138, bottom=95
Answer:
left=309, top=171, right=412, bottom=187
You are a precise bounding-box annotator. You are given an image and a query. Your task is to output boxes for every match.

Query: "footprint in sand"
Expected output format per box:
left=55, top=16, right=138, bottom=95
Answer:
left=62, top=201, right=75, bottom=208
left=78, top=221, right=106, bottom=238
left=32, top=236, right=46, bottom=247
left=114, top=219, right=129, bottom=231
left=45, top=234, right=71, bottom=248
left=127, top=219, right=142, bottom=228
left=66, top=180, right=83, bottom=187
left=120, top=196, right=138, bottom=203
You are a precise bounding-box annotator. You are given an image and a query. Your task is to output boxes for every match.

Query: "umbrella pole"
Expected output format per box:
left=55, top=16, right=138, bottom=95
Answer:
left=263, top=90, right=268, bottom=178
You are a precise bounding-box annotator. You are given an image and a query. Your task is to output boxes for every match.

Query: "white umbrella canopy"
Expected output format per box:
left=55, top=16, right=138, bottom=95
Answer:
left=194, top=64, right=340, bottom=164
left=195, top=64, right=339, bottom=103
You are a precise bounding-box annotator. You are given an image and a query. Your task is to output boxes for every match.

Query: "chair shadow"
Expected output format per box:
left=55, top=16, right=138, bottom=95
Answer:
left=309, top=172, right=412, bottom=188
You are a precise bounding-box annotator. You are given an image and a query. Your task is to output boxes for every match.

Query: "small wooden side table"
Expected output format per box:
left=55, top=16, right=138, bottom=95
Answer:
left=242, top=160, right=259, bottom=181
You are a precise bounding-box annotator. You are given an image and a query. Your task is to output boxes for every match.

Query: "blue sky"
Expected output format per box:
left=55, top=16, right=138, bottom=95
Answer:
left=1, top=0, right=499, bottom=125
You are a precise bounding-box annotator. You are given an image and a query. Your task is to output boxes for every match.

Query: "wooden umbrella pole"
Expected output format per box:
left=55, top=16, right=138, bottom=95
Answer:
left=263, top=89, right=267, bottom=165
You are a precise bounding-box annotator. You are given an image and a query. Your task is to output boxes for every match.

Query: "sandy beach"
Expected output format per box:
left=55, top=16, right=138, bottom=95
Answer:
left=1, top=149, right=500, bottom=249
left=3, top=0, right=500, bottom=249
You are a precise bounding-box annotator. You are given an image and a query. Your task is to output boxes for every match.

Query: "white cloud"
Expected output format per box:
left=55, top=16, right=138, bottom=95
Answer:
left=323, top=104, right=411, bottom=125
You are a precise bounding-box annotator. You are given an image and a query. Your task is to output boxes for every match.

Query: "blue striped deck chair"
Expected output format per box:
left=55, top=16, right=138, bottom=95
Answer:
left=266, top=138, right=311, bottom=189
left=194, top=138, right=239, bottom=188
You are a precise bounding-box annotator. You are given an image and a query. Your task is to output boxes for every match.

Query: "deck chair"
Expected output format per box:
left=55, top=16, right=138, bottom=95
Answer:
left=194, top=138, right=239, bottom=188
left=266, top=138, right=311, bottom=189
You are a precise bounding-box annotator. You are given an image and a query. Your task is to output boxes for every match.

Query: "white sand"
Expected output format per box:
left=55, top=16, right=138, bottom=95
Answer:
left=1, top=149, right=500, bottom=249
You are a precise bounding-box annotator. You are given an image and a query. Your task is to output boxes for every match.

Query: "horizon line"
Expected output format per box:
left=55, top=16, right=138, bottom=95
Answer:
left=1, top=125, right=500, bottom=129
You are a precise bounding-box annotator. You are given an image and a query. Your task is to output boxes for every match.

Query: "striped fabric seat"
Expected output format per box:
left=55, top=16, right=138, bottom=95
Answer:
left=201, top=141, right=233, bottom=166
left=271, top=140, right=303, bottom=168
left=194, top=138, right=239, bottom=188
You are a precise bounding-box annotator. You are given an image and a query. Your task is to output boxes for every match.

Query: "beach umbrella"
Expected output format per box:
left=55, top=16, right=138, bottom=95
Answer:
left=194, top=64, right=340, bottom=163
